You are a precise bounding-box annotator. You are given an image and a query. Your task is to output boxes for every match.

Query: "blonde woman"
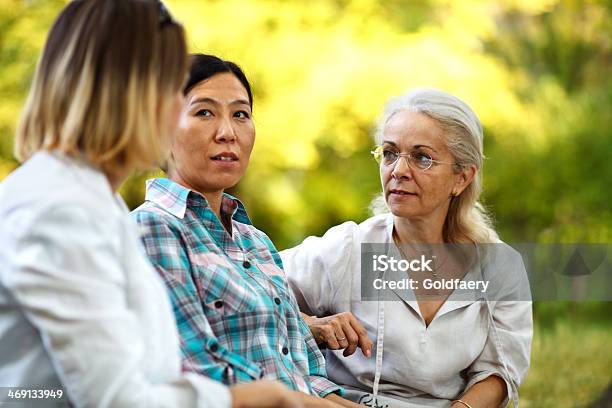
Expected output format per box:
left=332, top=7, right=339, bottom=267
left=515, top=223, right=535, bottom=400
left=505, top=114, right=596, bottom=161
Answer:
left=0, top=1, right=300, bottom=407
left=281, top=89, right=532, bottom=408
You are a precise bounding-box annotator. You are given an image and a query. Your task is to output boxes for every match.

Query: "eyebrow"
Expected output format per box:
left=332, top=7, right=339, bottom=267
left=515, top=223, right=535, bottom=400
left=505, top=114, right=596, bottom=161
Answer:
left=381, top=140, right=438, bottom=153
left=190, top=97, right=251, bottom=108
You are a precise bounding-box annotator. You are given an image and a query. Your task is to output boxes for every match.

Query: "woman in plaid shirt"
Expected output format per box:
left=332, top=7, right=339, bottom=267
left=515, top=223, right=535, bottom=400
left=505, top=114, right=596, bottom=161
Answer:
left=132, top=54, right=358, bottom=408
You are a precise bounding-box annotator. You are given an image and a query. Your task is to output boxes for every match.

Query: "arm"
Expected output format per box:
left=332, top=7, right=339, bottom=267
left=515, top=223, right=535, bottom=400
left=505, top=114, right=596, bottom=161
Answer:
left=133, top=211, right=263, bottom=383
left=280, top=222, right=358, bottom=317
left=231, top=382, right=304, bottom=408
left=324, top=393, right=362, bottom=407
left=298, top=313, right=346, bottom=399
left=451, top=375, right=507, bottom=408
left=6, top=206, right=230, bottom=407
left=458, top=247, right=533, bottom=408
left=282, top=223, right=371, bottom=356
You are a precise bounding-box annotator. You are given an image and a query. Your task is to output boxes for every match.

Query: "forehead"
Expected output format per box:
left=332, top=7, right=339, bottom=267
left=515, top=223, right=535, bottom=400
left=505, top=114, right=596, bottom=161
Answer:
left=186, top=72, right=248, bottom=103
left=383, top=110, right=446, bottom=150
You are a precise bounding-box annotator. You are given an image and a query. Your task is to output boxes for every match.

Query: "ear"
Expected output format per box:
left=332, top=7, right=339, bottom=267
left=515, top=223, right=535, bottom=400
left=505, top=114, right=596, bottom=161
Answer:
left=452, top=164, right=477, bottom=196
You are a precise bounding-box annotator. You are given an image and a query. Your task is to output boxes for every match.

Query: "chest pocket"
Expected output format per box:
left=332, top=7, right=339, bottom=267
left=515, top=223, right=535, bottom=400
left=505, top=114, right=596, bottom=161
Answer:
left=191, top=252, right=260, bottom=317
left=254, top=262, right=295, bottom=305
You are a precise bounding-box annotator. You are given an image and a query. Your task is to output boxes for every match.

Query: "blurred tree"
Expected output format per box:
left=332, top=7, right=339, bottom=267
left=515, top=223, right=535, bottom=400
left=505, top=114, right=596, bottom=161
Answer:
left=0, top=0, right=65, bottom=176
left=0, top=0, right=609, bottom=248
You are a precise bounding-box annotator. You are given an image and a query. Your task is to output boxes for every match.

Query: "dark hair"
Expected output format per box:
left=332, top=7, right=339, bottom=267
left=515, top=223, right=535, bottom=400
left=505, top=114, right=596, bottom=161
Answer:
left=183, top=54, right=253, bottom=108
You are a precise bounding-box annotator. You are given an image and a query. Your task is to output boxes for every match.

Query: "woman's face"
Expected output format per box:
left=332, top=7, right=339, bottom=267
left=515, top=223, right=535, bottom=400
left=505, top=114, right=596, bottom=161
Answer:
left=169, top=72, right=255, bottom=195
left=380, top=110, right=473, bottom=224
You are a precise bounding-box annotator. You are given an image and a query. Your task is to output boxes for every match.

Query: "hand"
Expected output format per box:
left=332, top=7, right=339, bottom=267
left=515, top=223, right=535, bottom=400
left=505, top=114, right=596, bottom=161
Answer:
left=303, top=312, right=373, bottom=357
left=324, top=392, right=363, bottom=407
left=230, top=380, right=304, bottom=408
left=293, top=391, right=343, bottom=407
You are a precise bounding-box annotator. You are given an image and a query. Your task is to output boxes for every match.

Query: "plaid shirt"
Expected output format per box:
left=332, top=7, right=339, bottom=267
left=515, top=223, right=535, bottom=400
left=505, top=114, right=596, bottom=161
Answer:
left=131, top=178, right=342, bottom=398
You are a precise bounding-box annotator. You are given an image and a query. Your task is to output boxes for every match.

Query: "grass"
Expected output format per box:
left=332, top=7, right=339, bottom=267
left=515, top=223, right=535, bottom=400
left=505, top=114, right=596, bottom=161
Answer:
left=518, top=304, right=611, bottom=407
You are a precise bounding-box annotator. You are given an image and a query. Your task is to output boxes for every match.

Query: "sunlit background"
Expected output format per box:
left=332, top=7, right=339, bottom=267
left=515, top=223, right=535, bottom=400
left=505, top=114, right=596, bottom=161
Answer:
left=0, top=0, right=610, bottom=406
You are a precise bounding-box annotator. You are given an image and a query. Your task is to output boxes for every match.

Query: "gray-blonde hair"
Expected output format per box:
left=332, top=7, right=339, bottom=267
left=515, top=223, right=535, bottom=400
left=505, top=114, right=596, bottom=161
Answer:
left=371, top=88, right=498, bottom=244
left=15, top=0, right=187, bottom=173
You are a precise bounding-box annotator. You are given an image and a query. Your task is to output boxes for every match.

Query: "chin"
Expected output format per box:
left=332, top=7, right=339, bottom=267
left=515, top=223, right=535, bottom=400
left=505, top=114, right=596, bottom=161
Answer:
left=387, top=202, right=421, bottom=219
left=213, top=178, right=241, bottom=191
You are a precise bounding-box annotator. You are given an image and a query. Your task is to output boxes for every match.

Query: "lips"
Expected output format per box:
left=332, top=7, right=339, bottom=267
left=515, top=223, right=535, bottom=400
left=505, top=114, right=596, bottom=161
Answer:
left=211, top=152, right=238, bottom=162
left=390, top=189, right=417, bottom=196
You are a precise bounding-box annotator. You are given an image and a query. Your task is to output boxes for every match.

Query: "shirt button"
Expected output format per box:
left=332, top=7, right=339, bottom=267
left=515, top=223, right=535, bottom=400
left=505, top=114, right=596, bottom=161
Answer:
left=214, top=300, right=224, bottom=309
left=210, top=344, right=219, bottom=352
left=274, top=297, right=281, bottom=305
left=243, top=260, right=251, bottom=268
left=281, top=347, right=289, bottom=355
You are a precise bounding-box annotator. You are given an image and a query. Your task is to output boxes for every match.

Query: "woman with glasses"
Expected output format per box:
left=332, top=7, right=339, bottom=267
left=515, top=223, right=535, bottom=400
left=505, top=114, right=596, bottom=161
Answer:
left=281, top=88, right=532, bottom=408
left=132, top=54, right=359, bottom=408
left=0, top=1, right=301, bottom=407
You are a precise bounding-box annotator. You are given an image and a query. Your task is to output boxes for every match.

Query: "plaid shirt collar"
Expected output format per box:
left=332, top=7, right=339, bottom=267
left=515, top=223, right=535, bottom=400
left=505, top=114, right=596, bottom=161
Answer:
left=145, top=178, right=251, bottom=225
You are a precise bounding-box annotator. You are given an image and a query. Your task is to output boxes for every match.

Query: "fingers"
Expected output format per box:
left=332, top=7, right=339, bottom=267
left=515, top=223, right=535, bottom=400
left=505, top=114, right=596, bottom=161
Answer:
left=348, top=316, right=373, bottom=358
left=339, top=319, right=359, bottom=357
left=320, top=324, right=340, bottom=350
left=332, top=312, right=373, bottom=357
left=305, top=312, right=373, bottom=357
left=329, top=318, right=347, bottom=350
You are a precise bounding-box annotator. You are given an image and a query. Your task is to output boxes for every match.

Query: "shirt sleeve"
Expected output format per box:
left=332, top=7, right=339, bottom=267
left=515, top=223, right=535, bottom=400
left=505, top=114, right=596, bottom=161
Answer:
left=466, top=245, right=533, bottom=407
left=132, top=210, right=262, bottom=383
left=280, top=221, right=358, bottom=316
left=6, top=205, right=232, bottom=408
left=299, top=316, right=344, bottom=398
left=254, top=230, right=344, bottom=398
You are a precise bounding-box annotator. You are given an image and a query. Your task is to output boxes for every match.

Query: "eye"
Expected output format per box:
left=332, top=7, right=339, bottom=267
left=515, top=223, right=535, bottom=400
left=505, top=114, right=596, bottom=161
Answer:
left=382, top=149, right=399, bottom=164
left=195, top=109, right=212, bottom=117
left=413, top=152, right=433, bottom=169
left=234, top=110, right=251, bottom=119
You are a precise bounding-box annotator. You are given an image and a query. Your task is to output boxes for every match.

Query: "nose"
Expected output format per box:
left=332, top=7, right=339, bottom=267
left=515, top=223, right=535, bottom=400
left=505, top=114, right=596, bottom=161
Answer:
left=391, top=155, right=412, bottom=180
left=214, top=115, right=237, bottom=143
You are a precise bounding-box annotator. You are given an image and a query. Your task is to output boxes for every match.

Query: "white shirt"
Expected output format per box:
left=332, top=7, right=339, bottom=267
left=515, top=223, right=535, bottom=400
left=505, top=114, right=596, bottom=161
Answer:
left=0, top=151, right=231, bottom=408
left=281, top=214, right=532, bottom=408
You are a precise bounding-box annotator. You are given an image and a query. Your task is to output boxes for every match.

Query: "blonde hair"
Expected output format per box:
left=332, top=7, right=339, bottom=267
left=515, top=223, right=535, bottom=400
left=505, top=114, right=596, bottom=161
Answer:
left=371, top=88, right=498, bottom=244
left=15, top=0, right=187, bottom=173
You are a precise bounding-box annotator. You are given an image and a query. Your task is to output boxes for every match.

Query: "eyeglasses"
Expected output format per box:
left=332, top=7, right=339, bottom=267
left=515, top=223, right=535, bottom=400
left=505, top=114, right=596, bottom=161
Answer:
left=158, top=1, right=176, bottom=28
left=371, top=145, right=459, bottom=171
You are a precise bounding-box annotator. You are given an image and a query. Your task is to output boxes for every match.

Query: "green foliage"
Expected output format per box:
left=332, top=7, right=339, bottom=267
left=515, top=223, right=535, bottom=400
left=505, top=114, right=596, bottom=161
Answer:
left=1, top=1, right=610, bottom=405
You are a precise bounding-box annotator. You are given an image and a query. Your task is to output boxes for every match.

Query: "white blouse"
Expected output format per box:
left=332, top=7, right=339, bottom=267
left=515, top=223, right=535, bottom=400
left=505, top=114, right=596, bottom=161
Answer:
left=281, top=214, right=532, bottom=408
left=0, top=151, right=231, bottom=408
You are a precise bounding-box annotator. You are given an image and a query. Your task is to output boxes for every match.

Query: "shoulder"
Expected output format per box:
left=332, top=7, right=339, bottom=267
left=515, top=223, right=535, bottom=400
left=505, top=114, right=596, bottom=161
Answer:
left=1, top=167, right=125, bottom=242
left=319, top=213, right=390, bottom=246
left=480, top=240, right=530, bottom=300
left=282, top=214, right=390, bottom=262
left=131, top=201, right=183, bottom=233
left=1, top=152, right=121, bottom=224
left=131, top=201, right=171, bottom=221
left=357, top=213, right=391, bottom=240
left=4, top=203, right=123, bottom=264
left=482, top=240, right=525, bottom=268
